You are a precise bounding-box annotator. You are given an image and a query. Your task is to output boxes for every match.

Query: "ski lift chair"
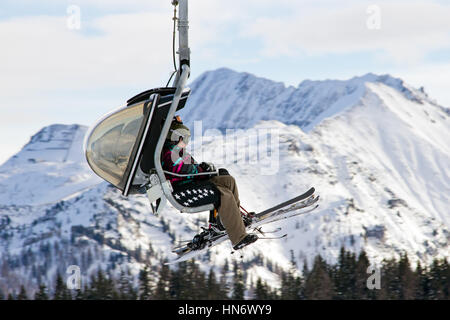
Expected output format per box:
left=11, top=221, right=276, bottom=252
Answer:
left=85, top=66, right=220, bottom=216
left=85, top=2, right=222, bottom=219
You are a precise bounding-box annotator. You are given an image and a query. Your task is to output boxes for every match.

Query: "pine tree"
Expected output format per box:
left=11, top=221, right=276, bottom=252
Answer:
left=333, top=247, right=357, bottom=299
left=441, top=259, right=450, bottom=299
left=54, top=273, right=71, bottom=300
left=83, top=284, right=93, bottom=299
left=206, top=268, right=224, bottom=299
left=254, top=278, right=271, bottom=300
left=414, top=262, right=428, bottom=299
left=279, top=271, right=296, bottom=299
left=219, top=260, right=230, bottom=299
left=303, top=255, right=334, bottom=300
left=154, top=261, right=171, bottom=299
left=279, top=251, right=302, bottom=299
left=139, top=265, right=152, bottom=300
left=34, top=284, right=49, bottom=300
left=377, top=258, right=400, bottom=300
left=354, top=250, right=373, bottom=299
left=231, top=261, right=245, bottom=300
left=397, top=253, right=417, bottom=299
left=127, top=284, right=137, bottom=300
left=104, top=270, right=119, bottom=300
left=189, top=260, right=207, bottom=299
left=169, top=261, right=188, bottom=299
left=428, top=258, right=446, bottom=300
left=17, top=285, right=28, bottom=300
left=74, top=288, right=84, bottom=300
left=118, top=269, right=133, bottom=300
left=87, top=270, right=117, bottom=300
left=301, top=258, right=309, bottom=279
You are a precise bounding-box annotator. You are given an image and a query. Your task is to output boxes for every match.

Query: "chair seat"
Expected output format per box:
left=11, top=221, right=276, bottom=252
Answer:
left=172, top=181, right=220, bottom=208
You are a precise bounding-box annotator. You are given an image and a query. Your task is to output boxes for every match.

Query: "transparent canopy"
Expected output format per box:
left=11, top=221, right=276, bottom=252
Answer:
left=85, top=102, right=148, bottom=188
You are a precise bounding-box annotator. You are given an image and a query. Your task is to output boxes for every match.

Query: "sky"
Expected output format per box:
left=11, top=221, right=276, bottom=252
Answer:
left=1, top=0, right=450, bottom=165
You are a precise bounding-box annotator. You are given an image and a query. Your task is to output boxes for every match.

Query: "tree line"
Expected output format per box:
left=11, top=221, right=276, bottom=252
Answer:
left=2, top=248, right=449, bottom=300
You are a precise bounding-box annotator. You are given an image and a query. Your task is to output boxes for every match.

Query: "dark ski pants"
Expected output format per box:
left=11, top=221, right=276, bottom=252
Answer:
left=209, top=175, right=247, bottom=246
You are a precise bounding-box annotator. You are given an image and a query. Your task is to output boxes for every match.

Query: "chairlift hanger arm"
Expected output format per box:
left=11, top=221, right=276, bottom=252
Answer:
left=172, top=0, right=190, bottom=87
left=177, top=0, right=190, bottom=65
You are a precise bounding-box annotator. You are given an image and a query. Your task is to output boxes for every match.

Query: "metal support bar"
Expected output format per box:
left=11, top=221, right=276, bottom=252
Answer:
left=173, top=0, right=190, bottom=87
left=177, top=0, right=190, bottom=64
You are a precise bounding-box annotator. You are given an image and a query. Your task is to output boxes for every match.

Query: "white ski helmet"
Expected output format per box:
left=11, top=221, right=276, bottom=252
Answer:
left=167, top=118, right=191, bottom=145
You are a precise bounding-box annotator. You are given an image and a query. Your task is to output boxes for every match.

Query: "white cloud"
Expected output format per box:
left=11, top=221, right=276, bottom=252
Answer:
left=0, top=13, right=175, bottom=94
left=242, top=1, right=450, bottom=64
left=0, top=1, right=249, bottom=95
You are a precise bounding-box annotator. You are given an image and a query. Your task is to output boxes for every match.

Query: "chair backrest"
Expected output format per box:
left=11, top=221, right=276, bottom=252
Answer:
left=126, top=88, right=191, bottom=195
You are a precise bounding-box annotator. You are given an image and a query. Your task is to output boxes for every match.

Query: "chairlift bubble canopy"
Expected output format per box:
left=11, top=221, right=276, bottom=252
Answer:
left=85, top=87, right=190, bottom=196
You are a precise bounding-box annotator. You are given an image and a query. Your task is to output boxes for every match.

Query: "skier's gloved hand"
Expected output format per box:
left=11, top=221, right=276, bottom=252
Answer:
left=200, top=162, right=216, bottom=172
left=218, top=168, right=230, bottom=176
left=199, top=162, right=209, bottom=172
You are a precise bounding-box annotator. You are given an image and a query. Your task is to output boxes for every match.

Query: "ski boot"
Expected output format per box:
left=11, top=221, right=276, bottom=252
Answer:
left=209, top=209, right=226, bottom=233
left=242, top=211, right=255, bottom=228
left=188, top=229, right=209, bottom=250
left=188, top=225, right=225, bottom=251
left=233, top=233, right=258, bottom=250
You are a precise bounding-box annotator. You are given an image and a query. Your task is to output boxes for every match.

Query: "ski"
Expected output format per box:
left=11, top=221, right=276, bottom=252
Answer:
left=253, top=233, right=287, bottom=240
left=166, top=188, right=320, bottom=265
left=251, top=195, right=320, bottom=228
left=253, top=203, right=319, bottom=229
left=252, top=226, right=282, bottom=235
left=230, top=233, right=288, bottom=256
left=255, top=187, right=315, bottom=218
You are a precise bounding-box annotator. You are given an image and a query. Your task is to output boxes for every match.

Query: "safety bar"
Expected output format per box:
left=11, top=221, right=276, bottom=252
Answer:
left=163, top=170, right=218, bottom=177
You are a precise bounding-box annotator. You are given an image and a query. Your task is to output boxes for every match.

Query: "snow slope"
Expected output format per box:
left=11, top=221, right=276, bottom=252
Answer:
left=0, top=69, right=449, bottom=294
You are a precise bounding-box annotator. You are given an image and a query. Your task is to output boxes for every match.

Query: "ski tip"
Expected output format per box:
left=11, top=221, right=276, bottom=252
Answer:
left=164, top=257, right=178, bottom=265
left=165, top=257, right=186, bottom=265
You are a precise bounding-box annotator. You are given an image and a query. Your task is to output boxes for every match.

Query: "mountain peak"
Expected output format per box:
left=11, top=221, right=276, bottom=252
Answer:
left=0, top=123, right=101, bottom=206
left=4, top=124, right=87, bottom=167
left=299, top=72, right=422, bottom=101
left=182, top=68, right=436, bottom=132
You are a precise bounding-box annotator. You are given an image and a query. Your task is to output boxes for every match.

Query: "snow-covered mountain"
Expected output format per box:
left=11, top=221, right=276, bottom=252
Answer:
left=0, top=68, right=449, bottom=296
left=182, top=68, right=446, bottom=132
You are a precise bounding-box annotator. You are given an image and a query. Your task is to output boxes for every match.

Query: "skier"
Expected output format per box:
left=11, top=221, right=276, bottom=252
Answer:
left=162, top=117, right=258, bottom=250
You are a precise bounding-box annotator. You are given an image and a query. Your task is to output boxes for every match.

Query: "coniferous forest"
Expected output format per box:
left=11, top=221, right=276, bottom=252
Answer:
left=1, top=248, right=449, bottom=300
